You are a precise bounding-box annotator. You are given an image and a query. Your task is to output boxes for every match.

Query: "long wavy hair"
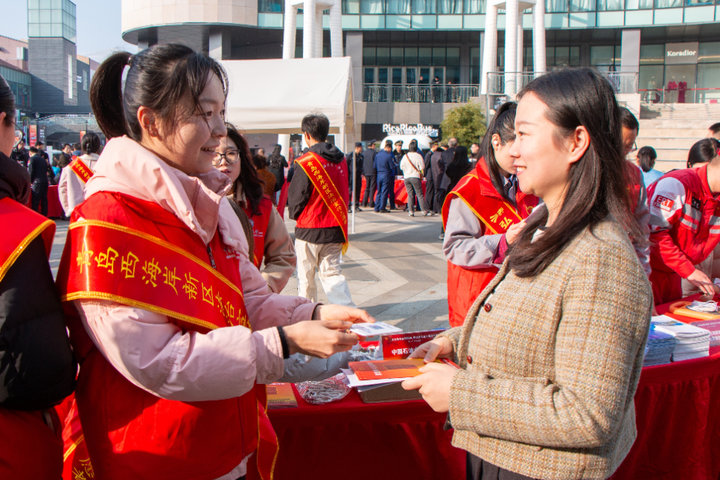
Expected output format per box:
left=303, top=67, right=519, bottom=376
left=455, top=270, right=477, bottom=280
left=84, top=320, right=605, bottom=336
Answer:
left=507, top=68, right=640, bottom=278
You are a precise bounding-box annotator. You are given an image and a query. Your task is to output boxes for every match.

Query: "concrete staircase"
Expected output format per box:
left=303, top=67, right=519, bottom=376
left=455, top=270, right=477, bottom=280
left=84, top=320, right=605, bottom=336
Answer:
left=637, top=103, right=720, bottom=172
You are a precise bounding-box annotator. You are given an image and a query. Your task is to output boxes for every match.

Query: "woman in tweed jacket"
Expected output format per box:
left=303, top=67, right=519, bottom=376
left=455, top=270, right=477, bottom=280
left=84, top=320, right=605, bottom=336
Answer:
left=403, top=69, right=653, bottom=480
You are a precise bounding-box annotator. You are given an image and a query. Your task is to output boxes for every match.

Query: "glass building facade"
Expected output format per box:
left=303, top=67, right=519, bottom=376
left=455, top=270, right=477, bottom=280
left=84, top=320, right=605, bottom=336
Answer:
left=255, top=0, right=720, bottom=103
left=28, top=0, right=77, bottom=42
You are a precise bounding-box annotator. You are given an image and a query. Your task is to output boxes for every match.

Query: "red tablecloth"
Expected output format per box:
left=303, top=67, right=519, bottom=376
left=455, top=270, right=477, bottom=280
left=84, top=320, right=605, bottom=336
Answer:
left=47, top=185, right=63, bottom=218
left=610, top=296, right=720, bottom=480
left=358, top=177, right=425, bottom=208
left=270, top=296, right=720, bottom=480
left=25, top=184, right=63, bottom=218
left=268, top=387, right=465, bottom=480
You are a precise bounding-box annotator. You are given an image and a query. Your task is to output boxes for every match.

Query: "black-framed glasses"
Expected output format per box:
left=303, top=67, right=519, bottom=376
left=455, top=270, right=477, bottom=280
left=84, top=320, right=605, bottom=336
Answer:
left=212, top=149, right=239, bottom=166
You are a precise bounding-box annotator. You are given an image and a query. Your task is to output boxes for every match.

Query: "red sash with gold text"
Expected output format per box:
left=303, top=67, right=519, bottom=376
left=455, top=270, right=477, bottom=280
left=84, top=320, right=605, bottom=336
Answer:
left=60, top=219, right=249, bottom=330
left=296, top=152, right=349, bottom=253
left=57, top=216, right=278, bottom=479
left=69, top=157, right=93, bottom=185
left=442, top=171, right=526, bottom=235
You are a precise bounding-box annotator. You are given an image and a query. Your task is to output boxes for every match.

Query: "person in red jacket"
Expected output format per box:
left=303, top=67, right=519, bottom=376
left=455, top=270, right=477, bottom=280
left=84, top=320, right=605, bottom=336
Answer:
left=441, top=102, right=538, bottom=327
left=648, top=138, right=720, bottom=303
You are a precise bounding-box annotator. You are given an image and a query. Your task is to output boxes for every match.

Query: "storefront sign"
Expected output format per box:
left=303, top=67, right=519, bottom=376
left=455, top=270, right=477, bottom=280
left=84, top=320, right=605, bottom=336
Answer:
left=382, top=123, right=439, bottom=137
left=665, top=42, right=699, bottom=65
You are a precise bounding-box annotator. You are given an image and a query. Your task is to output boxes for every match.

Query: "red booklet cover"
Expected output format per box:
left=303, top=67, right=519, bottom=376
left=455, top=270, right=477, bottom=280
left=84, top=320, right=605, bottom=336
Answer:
left=348, top=359, right=427, bottom=381
left=381, top=329, right=444, bottom=360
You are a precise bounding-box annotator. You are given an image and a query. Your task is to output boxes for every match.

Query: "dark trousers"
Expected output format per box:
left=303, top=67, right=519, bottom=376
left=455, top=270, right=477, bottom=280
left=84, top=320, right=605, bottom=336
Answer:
left=425, top=175, right=436, bottom=212
left=404, top=177, right=427, bottom=213
left=434, top=188, right=447, bottom=215
left=375, top=174, right=393, bottom=211
left=349, top=177, right=362, bottom=207
left=31, top=183, right=48, bottom=216
left=362, top=174, right=376, bottom=207
left=389, top=177, right=397, bottom=209
left=466, top=454, right=538, bottom=480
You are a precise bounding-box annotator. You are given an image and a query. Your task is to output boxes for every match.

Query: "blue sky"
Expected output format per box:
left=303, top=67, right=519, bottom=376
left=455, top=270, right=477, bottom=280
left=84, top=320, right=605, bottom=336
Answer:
left=3, top=0, right=137, bottom=61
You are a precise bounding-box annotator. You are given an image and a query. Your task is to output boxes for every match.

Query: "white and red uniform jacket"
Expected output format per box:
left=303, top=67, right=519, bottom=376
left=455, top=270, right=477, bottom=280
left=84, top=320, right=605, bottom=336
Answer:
left=647, top=164, right=720, bottom=303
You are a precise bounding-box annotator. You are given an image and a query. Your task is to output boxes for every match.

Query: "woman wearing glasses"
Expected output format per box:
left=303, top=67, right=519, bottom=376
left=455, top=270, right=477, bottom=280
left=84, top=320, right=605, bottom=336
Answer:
left=214, top=123, right=296, bottom=293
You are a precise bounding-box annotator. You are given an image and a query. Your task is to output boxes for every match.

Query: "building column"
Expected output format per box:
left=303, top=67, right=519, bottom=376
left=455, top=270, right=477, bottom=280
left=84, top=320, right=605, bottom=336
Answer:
left=532, top=0, right=546, bottom=75
left=516, top=13, right=524, bottom=77
left=480, top=3, right=498, bottom=94
left=314, top=7, right=324, bottom=57
left=303, top=0, right=317, bottom=58
left=283, top=0, right=298, bottom=59
left=346, top=32, right=363, bottom=101
left=504, top=0, right=519, bottom=96
left=621, top=29, right=641, bottom=94
left=329, top=2, right=343, bottom=57
left=208, top=30, right=224, bottom=60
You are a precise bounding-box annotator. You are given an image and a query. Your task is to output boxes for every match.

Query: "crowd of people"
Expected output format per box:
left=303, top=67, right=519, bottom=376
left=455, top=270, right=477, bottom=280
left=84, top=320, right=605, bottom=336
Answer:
left=2, top=42, right=720, bottom=480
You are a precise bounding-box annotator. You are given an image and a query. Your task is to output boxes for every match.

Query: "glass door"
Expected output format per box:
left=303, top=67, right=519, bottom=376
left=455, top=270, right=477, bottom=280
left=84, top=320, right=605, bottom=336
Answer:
left=664, top=65, right=696, bottom=103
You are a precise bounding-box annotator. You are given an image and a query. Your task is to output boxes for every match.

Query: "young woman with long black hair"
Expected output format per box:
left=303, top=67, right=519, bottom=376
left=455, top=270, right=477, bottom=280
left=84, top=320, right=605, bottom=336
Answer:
left=404, top=69, right=652, bottom=480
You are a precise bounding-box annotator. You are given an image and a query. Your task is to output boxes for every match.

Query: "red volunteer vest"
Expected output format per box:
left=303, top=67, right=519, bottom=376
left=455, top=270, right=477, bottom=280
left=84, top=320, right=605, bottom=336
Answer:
left=648, top=165, right=720, bottom=304
left=55, top=192, right=276, bottom=480
left=0, top=198, right=61, bottom=479
left=244, top=196, right=274, bottom=268
left=295, top=151, right=349, bottom=251
left=441, top=161, right=537, bottom=327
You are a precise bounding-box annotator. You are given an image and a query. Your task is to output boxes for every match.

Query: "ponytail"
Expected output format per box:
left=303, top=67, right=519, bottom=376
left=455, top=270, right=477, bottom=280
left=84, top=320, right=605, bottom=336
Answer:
left=90, top=51, right=132, bottom=139
left=89, top=44, right=228, bottom=142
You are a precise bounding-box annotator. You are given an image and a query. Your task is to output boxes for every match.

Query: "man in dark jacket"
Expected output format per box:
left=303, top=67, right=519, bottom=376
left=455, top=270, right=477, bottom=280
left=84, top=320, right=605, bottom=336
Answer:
left=267, top=144, right=288, bottom=204
left=10, top=139, right=28, bottom=168
left=435, top=137, right=457, bottom=212
left=28, top=146, right=50, bottom=216
left=374, top=140, right=397, bottom=212
left=361, top=139, right=377, bottom=208
left=345, top=142, right=363, bottom=212
left=288, top=113, right=353, bottom=305
left=424, top=140, right=439, bottom=214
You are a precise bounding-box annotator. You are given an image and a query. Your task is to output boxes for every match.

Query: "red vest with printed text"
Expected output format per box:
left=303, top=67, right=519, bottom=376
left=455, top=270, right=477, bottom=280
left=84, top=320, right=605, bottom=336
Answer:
left=441, top=161, right=538, bottom=327
left=295, top=152, right=349, bottom=232
left=0, top=198, right=61, bottom=480
left=55, top=192, right=276, bottom=480
left=648, top=165, right=720, bottom=303
left=244, top=196, right=274, bottom=268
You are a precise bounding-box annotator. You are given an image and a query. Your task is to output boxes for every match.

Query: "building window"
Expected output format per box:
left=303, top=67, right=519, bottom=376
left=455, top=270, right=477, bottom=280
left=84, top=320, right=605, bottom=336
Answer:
left=258, top=0, right=283, bottom=12
left=438, top=0, right=463, bottom=13
left=655, top=0, right=681, bottom=7
left=546, top=0, right=569, bottom=12
left=343, top=0, right=361, bottom=13
left=569, top=0, right=595, bottom=10
left=387, top=0, right=411, bottom=13
left=412, top=0, right=437, bottom=13
left=360, top=0, right=385, bottom=14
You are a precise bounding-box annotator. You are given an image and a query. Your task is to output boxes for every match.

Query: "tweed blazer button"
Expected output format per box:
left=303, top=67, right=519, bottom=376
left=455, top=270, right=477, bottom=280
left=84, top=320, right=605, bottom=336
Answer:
left=466, top=355, right=473, bottom=364
left=483, top=303, right=492, bottom=312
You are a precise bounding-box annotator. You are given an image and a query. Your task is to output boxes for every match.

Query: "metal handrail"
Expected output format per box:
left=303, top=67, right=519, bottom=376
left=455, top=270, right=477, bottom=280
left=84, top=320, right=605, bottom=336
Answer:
left=363, top=84, right=480, bottom=103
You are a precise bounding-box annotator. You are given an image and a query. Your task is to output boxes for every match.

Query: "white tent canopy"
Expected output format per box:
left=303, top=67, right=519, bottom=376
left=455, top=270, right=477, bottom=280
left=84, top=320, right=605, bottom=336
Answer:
left=222, top=57, right=354, bottom=140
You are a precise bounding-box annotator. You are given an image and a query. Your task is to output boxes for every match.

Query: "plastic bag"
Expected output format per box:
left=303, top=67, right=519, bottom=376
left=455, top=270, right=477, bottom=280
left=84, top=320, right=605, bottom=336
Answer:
left=295, top=373, right=351, bottom=405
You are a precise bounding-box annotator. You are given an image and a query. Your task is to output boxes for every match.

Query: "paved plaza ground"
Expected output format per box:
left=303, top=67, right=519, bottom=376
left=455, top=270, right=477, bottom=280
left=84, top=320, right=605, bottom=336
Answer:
left=50, top=208, right=450, bottom=331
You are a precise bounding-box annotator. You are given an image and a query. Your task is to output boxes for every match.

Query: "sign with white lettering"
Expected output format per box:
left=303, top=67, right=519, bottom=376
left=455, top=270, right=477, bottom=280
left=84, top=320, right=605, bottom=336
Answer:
left=665, top=42, right=699, bottom=65
left=382, top=123, right=439, bottom=137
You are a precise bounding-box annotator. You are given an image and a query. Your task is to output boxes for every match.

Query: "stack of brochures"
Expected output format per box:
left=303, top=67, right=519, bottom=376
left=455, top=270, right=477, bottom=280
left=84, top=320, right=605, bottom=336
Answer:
left=652, top=315, right=711, bottom=362
left=643, top=324, right=675, bottom=366
left=689, top=319, right=720, bottom=347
